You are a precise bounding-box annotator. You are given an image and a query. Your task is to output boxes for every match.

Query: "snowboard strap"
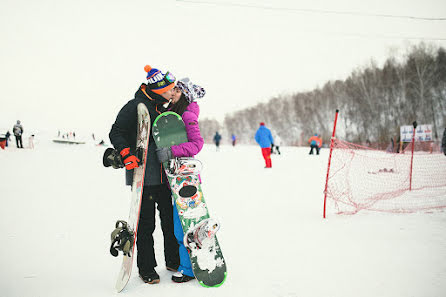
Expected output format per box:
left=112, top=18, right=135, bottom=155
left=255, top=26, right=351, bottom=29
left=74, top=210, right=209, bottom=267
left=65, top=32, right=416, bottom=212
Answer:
left=110, top=220, right=134, bottom=257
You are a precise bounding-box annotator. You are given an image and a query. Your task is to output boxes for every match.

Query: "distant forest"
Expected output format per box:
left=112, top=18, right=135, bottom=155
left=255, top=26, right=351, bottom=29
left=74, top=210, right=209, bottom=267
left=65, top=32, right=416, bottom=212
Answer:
left=200, top=43, right=446, bottom=146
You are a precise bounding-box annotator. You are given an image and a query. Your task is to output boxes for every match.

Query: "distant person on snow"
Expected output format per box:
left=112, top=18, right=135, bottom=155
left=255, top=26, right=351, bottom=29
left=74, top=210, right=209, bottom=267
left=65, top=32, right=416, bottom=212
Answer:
left=271, top=133, right=281, bottom=155
left=231, top=134, right=236, bottom=146
left=13, top=120, right=24, bottom=148
left=28, top=134, right=35, bottom=149
left=254, top=122, right=274, bottom=168
left=109, top=65, right=179, bottom=284
left=213, top=131, right=222, bottom=151
left=5, top=131, right=11, bottom=147
left=308, top=134, right=322, bottom=155
left=442, top=127, right=446, bottom=156
left=155, top=77, right=205, bottom=283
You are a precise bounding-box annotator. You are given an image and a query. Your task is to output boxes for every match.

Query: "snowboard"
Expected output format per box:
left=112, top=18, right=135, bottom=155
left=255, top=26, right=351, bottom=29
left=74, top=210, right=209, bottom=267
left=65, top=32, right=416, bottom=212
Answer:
left=113, top=103, right=151, bottom=292
left=152, top=111, right=227, bottom=288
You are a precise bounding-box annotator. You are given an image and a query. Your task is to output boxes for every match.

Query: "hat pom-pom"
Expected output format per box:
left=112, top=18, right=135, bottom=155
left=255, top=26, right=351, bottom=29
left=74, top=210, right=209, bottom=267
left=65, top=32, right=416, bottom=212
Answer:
left=144, top=65, right=152, bottom=73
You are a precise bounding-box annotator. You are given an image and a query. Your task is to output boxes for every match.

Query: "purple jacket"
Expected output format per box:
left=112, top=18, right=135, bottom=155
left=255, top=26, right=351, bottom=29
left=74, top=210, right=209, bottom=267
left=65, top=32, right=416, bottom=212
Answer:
left=171, top=102, right=204, bottom=157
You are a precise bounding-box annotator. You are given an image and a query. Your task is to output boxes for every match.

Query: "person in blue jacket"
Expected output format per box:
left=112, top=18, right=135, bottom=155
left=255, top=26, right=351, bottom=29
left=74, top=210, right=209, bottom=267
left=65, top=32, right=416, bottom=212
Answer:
left=254, top=122, right=274, bottom=168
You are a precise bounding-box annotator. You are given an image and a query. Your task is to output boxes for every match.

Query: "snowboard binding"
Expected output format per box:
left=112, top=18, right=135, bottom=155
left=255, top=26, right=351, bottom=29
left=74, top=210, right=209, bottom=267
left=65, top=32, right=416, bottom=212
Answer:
left=103, top=148, right=124, bottom=169
left=166, top=157, right=202, bottom=176
left=110, top=220, right=134, bottom=257
left=184, top=218, right=220, bottom=250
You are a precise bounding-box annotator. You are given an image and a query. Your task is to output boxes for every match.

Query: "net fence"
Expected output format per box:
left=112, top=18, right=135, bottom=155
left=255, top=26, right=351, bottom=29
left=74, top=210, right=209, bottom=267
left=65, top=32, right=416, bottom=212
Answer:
left=325, top=139, right=446, bottom=214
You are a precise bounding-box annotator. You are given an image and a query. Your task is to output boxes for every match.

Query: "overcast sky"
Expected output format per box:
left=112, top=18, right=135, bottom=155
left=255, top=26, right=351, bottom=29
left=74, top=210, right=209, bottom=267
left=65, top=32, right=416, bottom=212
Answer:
left=1, top=0, right=445, bottom=138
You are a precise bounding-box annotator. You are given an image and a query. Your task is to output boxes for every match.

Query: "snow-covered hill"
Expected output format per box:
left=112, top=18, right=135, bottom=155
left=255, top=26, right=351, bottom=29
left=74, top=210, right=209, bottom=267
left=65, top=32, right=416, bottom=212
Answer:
left=1, top=140, right=445, bottom=297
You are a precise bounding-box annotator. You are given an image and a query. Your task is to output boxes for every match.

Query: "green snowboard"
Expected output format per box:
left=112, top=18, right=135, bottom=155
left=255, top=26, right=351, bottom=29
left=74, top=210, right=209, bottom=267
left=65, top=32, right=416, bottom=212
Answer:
left=152, top=112, right=227, bottom=288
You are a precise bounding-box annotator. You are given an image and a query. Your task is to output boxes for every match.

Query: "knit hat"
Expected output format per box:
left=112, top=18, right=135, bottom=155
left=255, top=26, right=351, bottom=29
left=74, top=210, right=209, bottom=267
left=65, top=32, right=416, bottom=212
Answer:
left=260, top=122, right=265, bottom=126
left=176, top=77, right=206, bottom=103
left=144, top=65, right=176, bottom=94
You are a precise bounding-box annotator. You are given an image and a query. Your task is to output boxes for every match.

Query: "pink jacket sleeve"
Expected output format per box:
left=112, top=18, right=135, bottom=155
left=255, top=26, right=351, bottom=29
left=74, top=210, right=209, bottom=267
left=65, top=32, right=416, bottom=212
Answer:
left=170, top=110, right=204, bottom=157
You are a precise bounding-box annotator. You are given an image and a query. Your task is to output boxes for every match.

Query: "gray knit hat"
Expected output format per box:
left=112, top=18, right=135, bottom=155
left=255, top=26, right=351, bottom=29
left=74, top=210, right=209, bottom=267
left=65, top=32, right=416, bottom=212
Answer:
left=176, top=78, right=206, bottom=103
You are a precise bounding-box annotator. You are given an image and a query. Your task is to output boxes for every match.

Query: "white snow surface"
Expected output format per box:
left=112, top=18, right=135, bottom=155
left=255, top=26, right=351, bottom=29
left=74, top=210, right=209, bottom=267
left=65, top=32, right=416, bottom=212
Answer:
left=1, top=139, right=446, bottom=297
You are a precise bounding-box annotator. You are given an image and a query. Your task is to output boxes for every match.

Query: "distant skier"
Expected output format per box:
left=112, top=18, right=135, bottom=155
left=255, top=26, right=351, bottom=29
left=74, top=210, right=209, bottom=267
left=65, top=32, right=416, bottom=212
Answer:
left=5, top=131, right=11, bottom=147
left=156, top=77, right=205, bottom=283
left=271, top=133, right=281, bottom=155
left=442, top=127, right=446, bottom=156
left=213, top=131, right=222, bottom=151
left=109, top=65, right=179, bottom=284
left=254, top=122, right=274, bottom=168
left=308, top=134, right=322, bottom=155
left=28, top=134, right=35, bottom=149
left=231, top=134, right=236, bottom=146
left=13, top=120, right=24, bottom=148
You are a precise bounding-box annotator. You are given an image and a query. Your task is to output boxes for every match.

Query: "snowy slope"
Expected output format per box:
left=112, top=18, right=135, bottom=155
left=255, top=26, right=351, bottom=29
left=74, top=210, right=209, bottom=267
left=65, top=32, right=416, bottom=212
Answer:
left=1, top=140, right=445, bottom=297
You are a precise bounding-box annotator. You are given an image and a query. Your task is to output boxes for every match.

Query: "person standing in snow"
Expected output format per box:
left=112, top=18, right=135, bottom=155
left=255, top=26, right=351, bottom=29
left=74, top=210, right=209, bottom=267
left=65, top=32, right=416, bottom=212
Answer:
left=231, top=134, right=236, bottom=146
left=28, top=134, right=35, bottom=149
left=109, top=65, right=179, bottom=284
left=5, top=131, right=11, bottom=147
left=308, top=133, right=322, bottom=155
left=213, top=131, right=222, bottom=151
left=155, top=77, right=205, bottom=283
left=442, top=127, right=446, bottom=156
left=271, top=133, right=281, bottom=155
left=254, top=122, right=274, bottom=168
left=13, top=120, right=24, bottom=148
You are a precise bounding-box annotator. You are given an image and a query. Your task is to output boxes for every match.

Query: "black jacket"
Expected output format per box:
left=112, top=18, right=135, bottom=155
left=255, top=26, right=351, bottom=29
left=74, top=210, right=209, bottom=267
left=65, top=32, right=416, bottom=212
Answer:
left=109, top=84, right=169, bottom=186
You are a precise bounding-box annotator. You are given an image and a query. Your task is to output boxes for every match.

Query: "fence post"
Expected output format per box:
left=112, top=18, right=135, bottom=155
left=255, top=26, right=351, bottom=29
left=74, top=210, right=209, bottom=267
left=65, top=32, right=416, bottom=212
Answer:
left=409, top=121, right=417, bottom=191
left=323, top=109, right=339, bottom=219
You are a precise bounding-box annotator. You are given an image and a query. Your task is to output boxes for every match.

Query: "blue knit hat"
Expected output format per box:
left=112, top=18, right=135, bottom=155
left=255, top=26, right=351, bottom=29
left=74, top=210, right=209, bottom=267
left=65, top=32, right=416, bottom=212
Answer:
left=144, top=65, right=176, bottom=94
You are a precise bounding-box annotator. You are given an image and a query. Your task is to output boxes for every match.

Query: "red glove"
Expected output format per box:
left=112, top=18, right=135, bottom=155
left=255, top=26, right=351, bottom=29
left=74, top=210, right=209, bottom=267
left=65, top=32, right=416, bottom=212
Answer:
left=120, top=148, right=140, bottom=170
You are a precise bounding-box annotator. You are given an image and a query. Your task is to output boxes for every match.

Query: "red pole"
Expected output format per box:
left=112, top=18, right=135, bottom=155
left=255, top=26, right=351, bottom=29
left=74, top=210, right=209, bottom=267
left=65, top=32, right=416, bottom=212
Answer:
left=409, top=121, right=417, bottom=191
left=323, top=109, right=339, bottom=219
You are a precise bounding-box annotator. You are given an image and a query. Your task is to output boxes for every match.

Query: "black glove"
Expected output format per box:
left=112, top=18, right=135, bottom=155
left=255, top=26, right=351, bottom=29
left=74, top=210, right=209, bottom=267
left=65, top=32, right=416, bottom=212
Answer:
left=156, top=147, right=173, bottom=163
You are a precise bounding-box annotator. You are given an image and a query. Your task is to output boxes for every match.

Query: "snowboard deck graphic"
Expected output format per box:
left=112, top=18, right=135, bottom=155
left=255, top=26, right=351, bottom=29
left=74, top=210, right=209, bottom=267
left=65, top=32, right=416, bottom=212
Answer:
left=115, top=103, right=150, bottom=292
left=152, top=111, right=227, bottom=287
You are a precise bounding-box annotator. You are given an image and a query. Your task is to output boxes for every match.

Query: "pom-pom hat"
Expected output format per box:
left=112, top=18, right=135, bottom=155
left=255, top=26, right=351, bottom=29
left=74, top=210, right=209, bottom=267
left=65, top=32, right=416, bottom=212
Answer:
left=144, top=65, right=176, bottom=94
left=176, top=77, right=206, bottom=103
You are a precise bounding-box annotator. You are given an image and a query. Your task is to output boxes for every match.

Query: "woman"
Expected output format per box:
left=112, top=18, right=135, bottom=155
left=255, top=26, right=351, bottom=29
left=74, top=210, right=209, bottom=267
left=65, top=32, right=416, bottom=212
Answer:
left=156, top=77, right=205, bottom=283
left=168, top=78, right=205, bottom=158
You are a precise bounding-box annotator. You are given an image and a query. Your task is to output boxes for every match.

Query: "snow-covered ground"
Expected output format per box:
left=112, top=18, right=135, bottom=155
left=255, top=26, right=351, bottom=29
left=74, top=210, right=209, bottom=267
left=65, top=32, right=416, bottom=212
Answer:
left=1, top=139, right=445, bottom=297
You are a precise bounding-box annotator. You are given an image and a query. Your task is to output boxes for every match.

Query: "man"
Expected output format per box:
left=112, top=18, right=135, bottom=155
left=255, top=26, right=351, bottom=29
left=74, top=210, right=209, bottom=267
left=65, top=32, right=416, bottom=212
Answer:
left=109, top=65, right=179, bottom=284
left=254, top=122, right=274, bottom=168
left=13, top=120, right=24, bottom=148
left=213, top=131, right=222, bottom=151
left=442, top=127, right=446, bottom=156
left=308, top=133, right=322, bottom=155
left=5, top=131, right=11, bottom=147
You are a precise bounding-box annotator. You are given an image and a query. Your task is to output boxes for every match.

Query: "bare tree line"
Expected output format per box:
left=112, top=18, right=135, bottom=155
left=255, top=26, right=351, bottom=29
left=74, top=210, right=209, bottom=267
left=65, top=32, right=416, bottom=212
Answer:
left=199, top=43, right=446, bottom=146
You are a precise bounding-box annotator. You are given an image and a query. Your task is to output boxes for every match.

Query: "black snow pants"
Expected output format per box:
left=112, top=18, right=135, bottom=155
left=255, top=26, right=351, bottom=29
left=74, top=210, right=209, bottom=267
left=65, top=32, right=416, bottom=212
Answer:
left=136, top=184, right=179, bottom=274
left=309, top=144, right=320, bottom=155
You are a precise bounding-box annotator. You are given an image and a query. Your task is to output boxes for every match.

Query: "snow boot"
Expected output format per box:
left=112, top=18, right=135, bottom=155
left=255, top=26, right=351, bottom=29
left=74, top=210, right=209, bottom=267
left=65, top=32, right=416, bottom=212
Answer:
left=172, top=272, right=195, bottom=283
left=139, top=269, right=160, bottom=284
